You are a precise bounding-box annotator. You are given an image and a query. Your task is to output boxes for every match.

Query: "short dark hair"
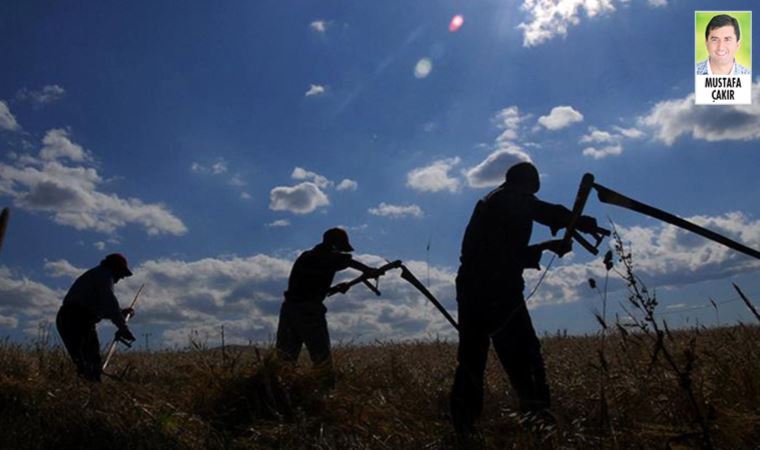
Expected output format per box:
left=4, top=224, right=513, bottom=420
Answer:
left=705, top=14, right=740, bottom=41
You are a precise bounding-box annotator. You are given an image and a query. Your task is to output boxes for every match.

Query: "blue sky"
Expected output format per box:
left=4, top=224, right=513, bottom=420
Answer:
left=1, top=0, right=759, bottom=347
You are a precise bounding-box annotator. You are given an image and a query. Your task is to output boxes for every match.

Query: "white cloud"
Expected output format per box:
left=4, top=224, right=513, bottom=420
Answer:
left=39, top=129, right=89, bottom=162
left=406, top=157, right=461, bottom=193
left=0, top=266, right=63, bottom=319
left=310, top=20, right=328, bottom=33
left=0, top=101, right=20, bottom=131
left=0, top=314, right=18, bottom=328
left=291, top=167, right=331, bottom=189
left=336, top=179, right=358, bottom=191
left=190, top=159, right=228, bottom=175
left=305, top=84, right=326, bottom=97
left=580, top=128, right=616, bottom=144
left=582, top=145, right=623, bottom=159
left=0, top=131, right=187, bottom=236
left=240, top=192, right=252, bottom=200
left=16, top=85, right=66, bottom=106
left=613, top=126, right=645, bottom=139
left=230, top=177, right=247, bottom=189
left=368, top=202, right=423, bottom=219
left=266, top=219, right=291, bottom=228
left=94, top=241, right=106, bottom=250
left=518, top=0, right=616, bottom=47
left=492, top=106, right=531, bottom=144
left=538, top=106, right=584, bottom=130
left=464, top=145, right=532, bottom=188
left=638, top=81, right=760, bottom=145
left=527, top=212, right=760, bottom=307
left=211, top=161, right=228, bottom=175
left=269, top=182, right=329, bottom=214
left=44, top=259, right=84, bottom=279
left=578, top=126, right=644, bottom=159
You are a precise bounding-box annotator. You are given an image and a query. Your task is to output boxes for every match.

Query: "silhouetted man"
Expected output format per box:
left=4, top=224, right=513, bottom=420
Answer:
left=450, top=162, right=599, bottom=434
left=56, top=253, right=136, bottom=382
left=276, top=228, right=380, bottom=373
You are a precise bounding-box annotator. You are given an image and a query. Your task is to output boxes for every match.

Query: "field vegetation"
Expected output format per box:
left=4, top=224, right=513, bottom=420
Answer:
left=2, top=238, right=760, bottom=449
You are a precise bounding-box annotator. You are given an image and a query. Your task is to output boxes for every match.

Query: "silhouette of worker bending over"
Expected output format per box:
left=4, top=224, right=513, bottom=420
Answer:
left=276, top=228, right=380, bottom=378
left=450, top=162, right=600, bottom=434
left=56, top=253, right=136, bottom=382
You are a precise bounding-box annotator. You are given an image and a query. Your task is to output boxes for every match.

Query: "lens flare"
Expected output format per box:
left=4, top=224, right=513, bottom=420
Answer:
left=449, top=15, right=464, bottom=32
left=414, top=58, right=432, bottom=79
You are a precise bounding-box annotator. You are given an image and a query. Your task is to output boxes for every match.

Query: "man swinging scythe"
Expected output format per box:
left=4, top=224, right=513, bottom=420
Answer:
left=275, top=228, right=383, bottom=379
left=450, top=162, right=603, bottom=435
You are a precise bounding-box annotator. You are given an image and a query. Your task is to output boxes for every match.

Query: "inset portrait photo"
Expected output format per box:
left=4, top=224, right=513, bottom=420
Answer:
left=695, top=11, right=752, bottom=105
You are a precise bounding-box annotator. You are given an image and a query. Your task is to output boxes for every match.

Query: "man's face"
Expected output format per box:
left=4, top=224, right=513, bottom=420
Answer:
left=706, top=25, right=740, bottom=67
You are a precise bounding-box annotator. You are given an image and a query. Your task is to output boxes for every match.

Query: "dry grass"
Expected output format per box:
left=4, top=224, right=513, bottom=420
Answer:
left=3, top=239, right=760, bottom=449
left=1, top=323, right=760, bottom=449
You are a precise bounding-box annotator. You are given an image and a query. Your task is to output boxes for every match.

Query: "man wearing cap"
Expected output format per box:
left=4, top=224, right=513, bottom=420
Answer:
left=450, top=162, right=600, bottom=435
left=56, top=253, right=136, bottom=382
left=276, top=228, right=380, bottom=374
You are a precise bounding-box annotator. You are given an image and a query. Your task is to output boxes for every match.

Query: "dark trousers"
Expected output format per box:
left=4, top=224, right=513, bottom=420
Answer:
left=275, top=301, right=332, bottom=368
left=450, top=298, right=550, bottom=432
left=56, top=304, right=102, bottom=382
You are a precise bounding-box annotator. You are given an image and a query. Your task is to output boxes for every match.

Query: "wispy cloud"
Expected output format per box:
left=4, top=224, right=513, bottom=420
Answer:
left=15, top=84, right=66, bottom=107
left=406, top=157, right=461, bottom=193
left=0, top=129, right=187, bottom=236
left=368, top=202, right=423, bottom=218
left=191, top=159, right=228, bottom=175
left=266, top=219, right=291, bottom=228
left=310, top=20, right=328, bottom=34
left=538, top=106, right=584, bottom=130
left=305, top=84, right=326, bottom=97
left=0, top=101, right=20, bottom=131
left=638, top=80, right=760, bottom=145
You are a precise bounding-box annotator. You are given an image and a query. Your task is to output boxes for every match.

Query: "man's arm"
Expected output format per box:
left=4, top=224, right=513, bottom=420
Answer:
left=96, top=275, right=134, bottom=340
left=532, top=198, right=598, bottom=235
left=347, top=259, right=382, bottom=278
left=522, top=239, right=572, bottom=270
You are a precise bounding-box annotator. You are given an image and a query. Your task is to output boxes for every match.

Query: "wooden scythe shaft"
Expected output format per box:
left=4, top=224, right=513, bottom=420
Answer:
left=102, top=284, right=144, bottom=371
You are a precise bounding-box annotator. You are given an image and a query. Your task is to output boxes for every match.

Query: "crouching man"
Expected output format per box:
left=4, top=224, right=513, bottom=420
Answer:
left=56, top=253, right=136, bottom=382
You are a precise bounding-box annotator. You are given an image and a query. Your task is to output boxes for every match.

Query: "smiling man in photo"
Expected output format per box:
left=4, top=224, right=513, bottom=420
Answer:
left=696, top=14, right=751, bottom=75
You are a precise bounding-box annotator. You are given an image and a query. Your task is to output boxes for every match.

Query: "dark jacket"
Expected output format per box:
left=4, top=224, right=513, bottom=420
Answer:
left=284, top=243, right=352, bottom=304
left=458, top=183, right=573, bottom=297
left=62, top=265, right=128, bottom=330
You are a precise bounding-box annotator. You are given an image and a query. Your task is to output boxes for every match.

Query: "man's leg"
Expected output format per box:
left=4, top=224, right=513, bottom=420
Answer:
left=56, top=306, right=89, bottom=378
left=450, top=304, right=490, bottom=435
left=275, top=302, right=303, bottom=363
left=493, top=302, right=550, bottom=412
left=81, top=325, right=102, bottom=382
left=299, top=303, right=334, bottom=387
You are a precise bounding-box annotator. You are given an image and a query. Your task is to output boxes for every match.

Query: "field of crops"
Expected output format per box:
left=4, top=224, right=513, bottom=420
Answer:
left=1, top=318, right=759, bottom=449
